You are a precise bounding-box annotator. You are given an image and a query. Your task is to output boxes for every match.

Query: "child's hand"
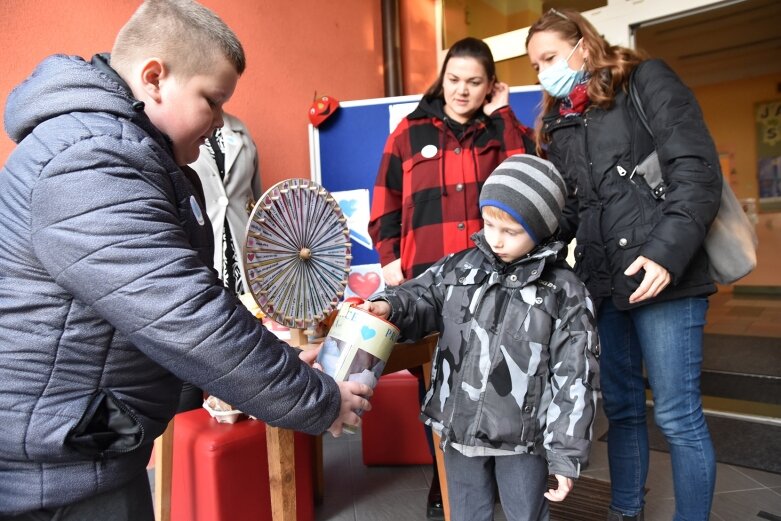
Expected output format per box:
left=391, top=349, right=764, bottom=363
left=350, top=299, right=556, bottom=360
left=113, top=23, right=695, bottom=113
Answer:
left=358, top=300, right=391, bottom=320
left=483, top=81, right=509, bottom=115
left=544, top=474, right=573, bottom=502
left=327, top=380, right=373, bottom=437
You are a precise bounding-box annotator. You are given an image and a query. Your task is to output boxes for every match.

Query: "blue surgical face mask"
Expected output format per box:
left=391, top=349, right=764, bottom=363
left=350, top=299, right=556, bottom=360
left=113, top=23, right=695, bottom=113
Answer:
left=537, top=39, right=585, bottom=98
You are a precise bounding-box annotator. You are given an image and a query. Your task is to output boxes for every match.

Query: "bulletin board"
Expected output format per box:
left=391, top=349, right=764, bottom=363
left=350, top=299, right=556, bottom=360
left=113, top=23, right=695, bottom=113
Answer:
left=308, top=85, right=543, bottom=268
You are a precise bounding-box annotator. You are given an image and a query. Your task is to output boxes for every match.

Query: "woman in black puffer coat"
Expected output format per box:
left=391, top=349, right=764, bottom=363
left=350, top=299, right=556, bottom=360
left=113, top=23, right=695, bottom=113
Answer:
left=526, top=8, right=721, bottom=521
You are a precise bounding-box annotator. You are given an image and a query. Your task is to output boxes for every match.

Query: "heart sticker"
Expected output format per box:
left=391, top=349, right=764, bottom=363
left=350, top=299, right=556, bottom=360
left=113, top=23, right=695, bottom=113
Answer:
left=341, top=199, right=357, bottom=217
left=361, top=325, right=376, bottom=340
left=348, top=271, right=381, bottom=299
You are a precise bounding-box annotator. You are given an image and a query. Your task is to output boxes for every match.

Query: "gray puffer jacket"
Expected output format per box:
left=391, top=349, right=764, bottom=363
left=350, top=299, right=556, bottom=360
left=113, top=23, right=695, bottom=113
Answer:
left=382, top=233, right=599, bottom=478
left=0, top=54, right=339, bottom=514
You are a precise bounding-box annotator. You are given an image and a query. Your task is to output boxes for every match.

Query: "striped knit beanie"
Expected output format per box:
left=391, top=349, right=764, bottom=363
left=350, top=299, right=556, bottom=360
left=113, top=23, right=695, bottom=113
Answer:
left=479, top=154, right=566, bottom=244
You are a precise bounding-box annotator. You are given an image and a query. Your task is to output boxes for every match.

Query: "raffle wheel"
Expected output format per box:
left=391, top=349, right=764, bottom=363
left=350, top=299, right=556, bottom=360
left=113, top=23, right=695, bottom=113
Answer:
left=243, top=178, right=351, bottom=331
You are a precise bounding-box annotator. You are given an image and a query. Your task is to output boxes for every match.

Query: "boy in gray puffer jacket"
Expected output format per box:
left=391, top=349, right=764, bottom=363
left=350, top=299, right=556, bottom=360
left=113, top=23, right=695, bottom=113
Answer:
left=0, top=1, right=369, bottom=518
left=362, top=154, right=599, bottom=521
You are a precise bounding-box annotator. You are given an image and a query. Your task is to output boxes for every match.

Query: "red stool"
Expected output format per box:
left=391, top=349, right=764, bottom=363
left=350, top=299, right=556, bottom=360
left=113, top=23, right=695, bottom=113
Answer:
left=171, top=408, right=314, bottom=521
left=361, top=369, right=433, bottom=465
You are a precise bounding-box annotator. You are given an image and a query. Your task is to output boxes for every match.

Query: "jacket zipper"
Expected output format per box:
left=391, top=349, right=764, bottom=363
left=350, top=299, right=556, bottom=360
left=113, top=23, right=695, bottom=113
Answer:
left=100, top=389, right=146, bottom=457
left=443, top=280, right=492, bottom=446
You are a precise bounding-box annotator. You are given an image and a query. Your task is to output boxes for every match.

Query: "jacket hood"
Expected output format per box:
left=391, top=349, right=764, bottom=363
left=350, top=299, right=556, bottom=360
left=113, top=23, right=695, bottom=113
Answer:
left=4, top=54, right=143, bottom=144
left=411, top=95, right=490, bottom=126
left=412, top=96, right=447, bottom=121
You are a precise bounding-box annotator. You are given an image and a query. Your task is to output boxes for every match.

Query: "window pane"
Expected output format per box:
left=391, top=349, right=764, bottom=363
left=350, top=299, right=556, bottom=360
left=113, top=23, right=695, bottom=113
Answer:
left=495, top=55, right=538, bottom=86
left=441, top=0, right=607, bottom=86
left=442, top=0, right=607, bottom=49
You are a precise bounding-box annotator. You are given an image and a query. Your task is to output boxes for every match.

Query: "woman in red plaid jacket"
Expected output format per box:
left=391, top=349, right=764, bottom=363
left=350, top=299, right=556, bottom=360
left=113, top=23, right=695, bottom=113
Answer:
left=369, top=36, right=535, bottom=285
left=368, top=36, right=535, bottom=521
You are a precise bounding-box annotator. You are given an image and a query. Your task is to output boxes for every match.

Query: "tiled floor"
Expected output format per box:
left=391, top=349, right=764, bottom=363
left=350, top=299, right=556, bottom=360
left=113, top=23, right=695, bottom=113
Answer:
left=314, top=286, right=781, bottom=521
left=315, top=408, right=781, bottom=521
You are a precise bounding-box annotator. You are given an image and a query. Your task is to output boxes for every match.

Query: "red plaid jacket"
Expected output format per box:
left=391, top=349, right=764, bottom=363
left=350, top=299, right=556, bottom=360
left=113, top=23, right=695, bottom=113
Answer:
left=369, top=97, right=534, bottom=278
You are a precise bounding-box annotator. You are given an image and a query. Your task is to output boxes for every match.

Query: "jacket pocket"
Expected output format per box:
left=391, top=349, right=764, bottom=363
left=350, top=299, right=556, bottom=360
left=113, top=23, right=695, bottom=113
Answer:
left=65, top=389, right=144, bottom=458
left=573, top=243, right=590, bottom=284
left=474, top=372, right=544, bottom=446
left=608, top=223, right=654, bottom=294
left=406, top=153, right=443, bottom=208
left=441, top=269, right=489, bottom=324
left=502, top=290, right=552, bottom=343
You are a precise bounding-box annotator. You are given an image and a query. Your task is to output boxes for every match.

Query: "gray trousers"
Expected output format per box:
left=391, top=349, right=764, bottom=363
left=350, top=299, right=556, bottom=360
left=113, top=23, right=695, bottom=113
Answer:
left=444, top=449, right=550, bottom=521
left=0, top=470, right=154, bottom=521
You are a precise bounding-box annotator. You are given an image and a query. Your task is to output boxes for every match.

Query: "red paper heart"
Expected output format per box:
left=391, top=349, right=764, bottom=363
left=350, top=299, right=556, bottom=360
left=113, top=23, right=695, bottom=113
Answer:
left=348, top=271, right=381, bottom=299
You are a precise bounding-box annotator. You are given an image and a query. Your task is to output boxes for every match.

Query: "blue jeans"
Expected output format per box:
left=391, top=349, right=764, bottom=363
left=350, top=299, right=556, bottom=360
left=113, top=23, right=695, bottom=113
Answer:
left=598, top=297, right=715, bottom=521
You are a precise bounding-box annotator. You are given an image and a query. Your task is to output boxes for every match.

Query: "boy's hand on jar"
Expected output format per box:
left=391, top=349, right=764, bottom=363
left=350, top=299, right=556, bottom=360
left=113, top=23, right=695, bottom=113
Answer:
left=357, top=300, right=391, bottom=320
left=544, top=474, right=573, bottom=502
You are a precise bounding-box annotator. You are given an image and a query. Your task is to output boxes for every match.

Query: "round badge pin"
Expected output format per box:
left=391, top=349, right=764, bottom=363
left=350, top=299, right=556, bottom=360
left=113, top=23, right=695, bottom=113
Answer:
left=421, top=144, right=438, bottom=159
left=190, top=196, right=205, bottom=226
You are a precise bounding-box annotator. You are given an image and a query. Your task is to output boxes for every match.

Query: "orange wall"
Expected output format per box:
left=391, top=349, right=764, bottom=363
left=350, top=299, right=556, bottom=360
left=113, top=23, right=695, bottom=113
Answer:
left=0, top=1, right=139, bottom=167
left=1, top=0, right=427, bottom=188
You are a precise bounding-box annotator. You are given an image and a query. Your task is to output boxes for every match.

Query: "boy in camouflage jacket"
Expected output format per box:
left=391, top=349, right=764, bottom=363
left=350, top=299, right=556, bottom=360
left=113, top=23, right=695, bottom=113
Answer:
left=362, top=155, right=599, bottom=521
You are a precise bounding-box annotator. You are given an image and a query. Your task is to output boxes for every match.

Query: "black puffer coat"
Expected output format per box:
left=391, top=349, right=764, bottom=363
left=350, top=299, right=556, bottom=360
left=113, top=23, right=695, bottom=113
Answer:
left=543, top=59, right=721, bottom=310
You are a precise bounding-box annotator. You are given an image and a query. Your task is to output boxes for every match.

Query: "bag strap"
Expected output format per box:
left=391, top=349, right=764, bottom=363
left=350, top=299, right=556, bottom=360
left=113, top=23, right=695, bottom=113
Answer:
left=628, top=67, right=654, bottom=140
left=627, top=66, right=668, bottom=200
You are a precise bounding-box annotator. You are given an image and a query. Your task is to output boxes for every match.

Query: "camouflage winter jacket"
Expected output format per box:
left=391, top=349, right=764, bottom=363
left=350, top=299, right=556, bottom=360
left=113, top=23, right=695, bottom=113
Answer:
left=382, top=232, right=599, bottom=478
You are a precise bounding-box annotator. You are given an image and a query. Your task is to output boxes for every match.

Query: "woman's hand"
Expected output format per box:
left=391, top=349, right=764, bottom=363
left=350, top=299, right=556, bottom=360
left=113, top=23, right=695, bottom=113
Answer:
left=382, top=259, right=405, bottom=286
left=357, top=300, right=391, bottom=320
left=327, top=380, right=373, bottom=437
left=483, top=81, right=510, bottom=116
left=298, top=345, right=323, bottom=371
left=544, top=474, right=573, bottom=502
left=625, top=255, right=671, bottom=304
left=298, top=346, right=320, bottom=366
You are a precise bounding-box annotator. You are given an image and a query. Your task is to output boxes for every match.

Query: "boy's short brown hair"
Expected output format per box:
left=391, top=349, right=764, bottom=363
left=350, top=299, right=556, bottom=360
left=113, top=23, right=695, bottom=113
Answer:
left=111, top=0, right=245, bottom=79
